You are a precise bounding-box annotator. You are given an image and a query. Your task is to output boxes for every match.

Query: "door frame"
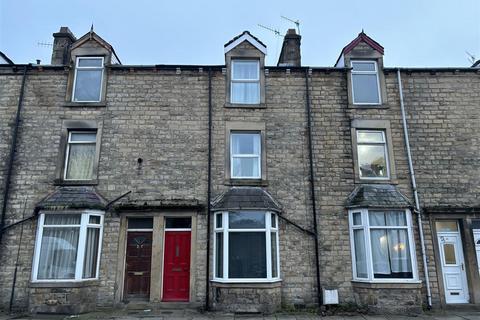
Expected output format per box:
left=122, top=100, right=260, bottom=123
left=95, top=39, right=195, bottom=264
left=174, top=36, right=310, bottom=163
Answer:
left=114, top=211, right=197, bottom=304
left=432, top=217, right=472, bottom=306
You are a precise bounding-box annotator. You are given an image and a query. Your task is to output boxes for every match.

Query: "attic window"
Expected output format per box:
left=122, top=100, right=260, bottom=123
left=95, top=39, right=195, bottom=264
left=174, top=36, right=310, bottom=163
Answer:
left=351, top=61, right=381, bottom=105
left=73, top=57, right=104, bottom=102
left=231, top=60, right=260, bottom=104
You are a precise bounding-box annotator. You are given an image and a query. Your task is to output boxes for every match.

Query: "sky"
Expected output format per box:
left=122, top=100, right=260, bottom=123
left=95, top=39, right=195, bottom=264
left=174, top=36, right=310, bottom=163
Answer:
left=1, top=0, right=479, bottom=67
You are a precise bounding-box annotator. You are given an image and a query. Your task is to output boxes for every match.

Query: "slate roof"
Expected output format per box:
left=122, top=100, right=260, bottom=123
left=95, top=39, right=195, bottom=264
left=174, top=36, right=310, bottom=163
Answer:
left=345, top=184, right=412, bottom=209
left=224, top=31, right=266, bottom=49
left=36, top=187, right=108, bottom=211
left=0, top=51, right=13, bottom=64
left=211, top=187, right=282, bottom=213
left=335, top=31, right=384, bottom=66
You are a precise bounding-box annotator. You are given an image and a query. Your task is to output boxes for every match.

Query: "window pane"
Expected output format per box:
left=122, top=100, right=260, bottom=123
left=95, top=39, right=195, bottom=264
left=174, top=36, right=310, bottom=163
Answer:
left=231, top=82, right=260, bottom=104
left=89, top=216, right=101, bottom=224
left=271, top=213, right=276, bottom=228
left=70, top=132, right=97, bottom=142
left=271, top=232, right=278, bottom=278
left=82, top=228, right=100, bottom=278
left=443, top=244, right=456, bottom=265
left=215, top=233, right=223, bottom=278
left=232, top=61, right=259, bottom=79
left=357, top=131, right=384, bottom=143
left=44, top=214, right=81, bottom=225
left=435, top=221, right=458, bottom=232
left=352, top=61, right=376, bottom=72
left=352, top=212, right=362, bottom=225
left=228, top=232, right=266, bottom=278
left=370, top=229, right=413, bottom=279
left=231, top=133, right=260, bottom=155
left=352, top=73, right=380, bottom=104
left=128, top=218, right=153, bottom=229
left=353, top=229, right=368, bottom=278
left=37, top=227, right=79, bottom=279
left=216, top=214, right=222, bottom=228
left=357, top=144, right=388, bottom=178
left=66, top=143, right=96, bottom=180
left=229, top=211, right=265, bottom=229
left=74, top=69, right=102, bottom=101
left=232, top=157, right=260, bottom=178
left=370, top=211, right=407, bottom=226
left=165, top=217, right=191, bottom=229
left=78, top=58, right=103, bottom=68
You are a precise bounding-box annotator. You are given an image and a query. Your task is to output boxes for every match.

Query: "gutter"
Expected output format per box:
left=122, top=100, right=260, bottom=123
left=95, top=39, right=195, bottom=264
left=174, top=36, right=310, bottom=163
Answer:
left=205, top=68, right=213, bottom=310
left=0, top=64, right=29, bottom=245
left=397, top=69, right=432, bottom=309
left=305, top=68, right=323, bottom=307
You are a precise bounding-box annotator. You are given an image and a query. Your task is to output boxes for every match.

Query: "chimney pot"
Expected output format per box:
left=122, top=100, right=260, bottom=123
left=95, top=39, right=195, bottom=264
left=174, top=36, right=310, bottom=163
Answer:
left=51, top=27, right=76, bottom=65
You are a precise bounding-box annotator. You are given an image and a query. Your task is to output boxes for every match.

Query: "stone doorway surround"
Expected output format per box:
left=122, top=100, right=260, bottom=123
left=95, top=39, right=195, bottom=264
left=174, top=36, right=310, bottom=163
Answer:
left=114, top=210, right=198, bottom=305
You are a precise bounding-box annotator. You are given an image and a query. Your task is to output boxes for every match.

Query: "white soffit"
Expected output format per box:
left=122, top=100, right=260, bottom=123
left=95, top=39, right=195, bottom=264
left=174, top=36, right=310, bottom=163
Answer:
left=224, top=33, right=267, bottom=55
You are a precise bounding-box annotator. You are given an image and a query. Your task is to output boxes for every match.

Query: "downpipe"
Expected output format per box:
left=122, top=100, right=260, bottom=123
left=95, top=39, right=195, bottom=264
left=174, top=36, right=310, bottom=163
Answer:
left=205, top=68, right=212, bottom=311
left=397, top=69, right=432, bottom=309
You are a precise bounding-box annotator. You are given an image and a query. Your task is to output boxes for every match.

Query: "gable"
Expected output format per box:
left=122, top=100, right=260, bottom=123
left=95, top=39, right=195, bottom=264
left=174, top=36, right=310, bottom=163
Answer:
left=224, top=31, right=267, bottom=55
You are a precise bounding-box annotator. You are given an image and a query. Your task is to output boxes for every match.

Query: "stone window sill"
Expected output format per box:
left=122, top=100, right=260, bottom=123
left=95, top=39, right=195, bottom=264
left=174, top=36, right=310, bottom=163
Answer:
left=211, top=280, right=282, bottom=289
left=63, top=102, right=106, bottom=108
left=54, top=179, right=99, bottom=186
left=351, top=280, right=422, bottom=289
left=225, top=179, right=268, bottom=187
left=349, top=103, right=389, bottom=109
left=30, top=280, right=100, bottom=288
left=224, top=102, right=266, bottom=109
left=355, top=178, right=398, bottom=185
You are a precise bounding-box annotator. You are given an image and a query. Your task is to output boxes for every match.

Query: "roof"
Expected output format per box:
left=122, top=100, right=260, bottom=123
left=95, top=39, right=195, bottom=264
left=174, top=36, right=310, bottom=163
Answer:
left=472, top=60, right=480, bottom=68
left=224, top=31, right=267, bottom=55
left=36, top=186, right=108, bottom=211
left=211, top=187, right=282, bottom=212
left=335, top=31, right=384, bottom=66
left=345, top=184, right=412, bottom=209
left=71, top=29, right=122, bottom=64
left=0, top=51, right=13, bottom=64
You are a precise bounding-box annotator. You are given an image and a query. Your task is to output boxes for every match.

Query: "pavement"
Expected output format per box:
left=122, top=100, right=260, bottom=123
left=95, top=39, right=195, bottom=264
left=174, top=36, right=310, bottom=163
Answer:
left=1, top=309, right=480, bottom=320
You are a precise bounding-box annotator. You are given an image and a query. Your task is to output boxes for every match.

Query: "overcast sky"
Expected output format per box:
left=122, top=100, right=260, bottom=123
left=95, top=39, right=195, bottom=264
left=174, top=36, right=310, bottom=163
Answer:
left=1, top=0, right=479, bottom=67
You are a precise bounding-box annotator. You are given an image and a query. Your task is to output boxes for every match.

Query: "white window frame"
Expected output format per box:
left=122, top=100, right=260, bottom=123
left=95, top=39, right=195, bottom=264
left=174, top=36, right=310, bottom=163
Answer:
left=230, top=60, right=260, bottom=104
left=356, top=129, right=390, bottom=180
left=348, top=208, right=419, bottom=283
left=213, top=211, right=280, bottom=283
left=63, top=130, right=97, bottom=181
left=351, top=60, right=382, bottom=105
left=230, top=132, right=261, bottom=179
left=32, top=210, right=104, bottom=282
left=72, top=56, right=104, bottom=102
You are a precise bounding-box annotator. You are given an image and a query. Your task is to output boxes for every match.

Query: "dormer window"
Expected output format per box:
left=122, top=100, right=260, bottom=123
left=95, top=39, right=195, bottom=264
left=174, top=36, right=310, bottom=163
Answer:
left=351, top=61, right=381, bottom=105
left=231, top=60, right=260, bottom=104
left=72, top=57, right=104, bottom=102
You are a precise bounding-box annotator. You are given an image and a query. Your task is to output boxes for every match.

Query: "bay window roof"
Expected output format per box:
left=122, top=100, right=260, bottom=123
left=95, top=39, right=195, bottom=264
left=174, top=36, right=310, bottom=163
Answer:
left=36, top=186, right=107, bottom=211
left=211, top=187, right=281, bottom=213
left=346, top=184, right=412, bottom=209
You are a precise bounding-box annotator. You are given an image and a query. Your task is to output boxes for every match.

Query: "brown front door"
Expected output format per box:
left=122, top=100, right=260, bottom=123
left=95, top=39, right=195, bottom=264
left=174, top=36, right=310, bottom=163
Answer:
left=124, top=231, right=152, bottom=299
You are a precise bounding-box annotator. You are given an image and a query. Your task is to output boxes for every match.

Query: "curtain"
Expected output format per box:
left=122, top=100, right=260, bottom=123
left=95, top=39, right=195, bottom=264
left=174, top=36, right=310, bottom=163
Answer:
left=82, top=228, right=100, bottom=279
left=354, top=229, right=368, bottom=278
left=66, top=143, right=96, bottom=180
left=231, top=134, right=260, bottom=177
left=271, top=231, right=278, bottom=278
left=387, top=229, right=411, bottom=273
left=231, top=82, right=260, bottom=104
left=370, top=229, right=391, bottom=275
left=38, top=226, right=80, bottom=280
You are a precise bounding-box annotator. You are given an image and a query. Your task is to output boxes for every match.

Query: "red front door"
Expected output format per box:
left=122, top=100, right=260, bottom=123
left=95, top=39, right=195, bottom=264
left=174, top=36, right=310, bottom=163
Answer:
left=162, top=231, right=191, bottom=301
left=124, top=232, right=152, bottom=299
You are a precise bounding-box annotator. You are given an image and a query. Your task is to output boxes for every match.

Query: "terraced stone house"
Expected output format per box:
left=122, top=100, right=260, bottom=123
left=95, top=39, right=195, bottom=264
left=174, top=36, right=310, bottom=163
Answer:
left=0, top=26, right=479, bottom=314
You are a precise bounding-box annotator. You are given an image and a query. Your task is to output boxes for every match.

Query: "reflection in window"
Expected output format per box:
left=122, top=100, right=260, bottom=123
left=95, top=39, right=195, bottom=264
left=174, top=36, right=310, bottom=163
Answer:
left=351, top=61, right=381, bottom=104
left=73, top=57, right=104, bottom=102
left=356, top=130, right=389, bottom=179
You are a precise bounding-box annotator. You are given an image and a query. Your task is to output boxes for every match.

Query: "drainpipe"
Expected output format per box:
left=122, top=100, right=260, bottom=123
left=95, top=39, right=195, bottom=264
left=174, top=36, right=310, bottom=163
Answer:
left=397, top=69, right=432, bottom=309
left=305, top=68, right=323, bottom=307
left=205, top=68, right=212, bottom=311
left=0, top=65, right=29, bottom=245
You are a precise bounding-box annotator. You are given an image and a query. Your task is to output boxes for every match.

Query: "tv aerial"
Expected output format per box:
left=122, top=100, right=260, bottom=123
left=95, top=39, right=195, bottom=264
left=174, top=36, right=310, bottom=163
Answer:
left=281, top=15, right=300, bottom=35
left=257, top=24, right=283, bottom=37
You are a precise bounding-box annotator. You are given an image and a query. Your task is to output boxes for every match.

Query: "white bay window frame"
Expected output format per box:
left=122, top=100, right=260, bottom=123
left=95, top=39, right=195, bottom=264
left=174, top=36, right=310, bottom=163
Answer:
left=32, top=210, right=104, bottom=282
left=351, top=60, right=382, bottom=105
left=348, top=208, right=419, bottom=283
left=213, top=211, right=280, bottom=283
left=72, top=56, right=104, bottom=103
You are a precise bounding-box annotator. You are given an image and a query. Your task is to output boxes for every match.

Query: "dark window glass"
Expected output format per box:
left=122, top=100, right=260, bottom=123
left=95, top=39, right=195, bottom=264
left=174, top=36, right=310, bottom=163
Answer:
left=165, top=217, right=191, bottom=229
left=215, top=233, right=223, bottom=278
left=228, top=232, right=266, bottom=278
left=216, top=214, right=222, bottom=228
left=128, top=218, right=153, bottom=229
left=228, top=211, right=265, bottom=229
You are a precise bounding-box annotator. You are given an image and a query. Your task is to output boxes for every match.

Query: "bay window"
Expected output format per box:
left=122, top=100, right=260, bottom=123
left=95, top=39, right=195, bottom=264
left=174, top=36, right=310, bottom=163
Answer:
left=33, top=211, right=103, bottom=281
left=349, top=209, right=417, bottom=282
left=214, top=211, right=280, bottom=282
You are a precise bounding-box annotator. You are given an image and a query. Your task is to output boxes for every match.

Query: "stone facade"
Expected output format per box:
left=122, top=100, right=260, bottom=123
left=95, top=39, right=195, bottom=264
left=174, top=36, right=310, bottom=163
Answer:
left=0, top=27, right=479, bottom=315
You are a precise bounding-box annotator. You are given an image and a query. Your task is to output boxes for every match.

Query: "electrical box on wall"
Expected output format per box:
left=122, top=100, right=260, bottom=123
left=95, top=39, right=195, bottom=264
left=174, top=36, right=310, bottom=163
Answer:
left=323, top=288, right=339, bottom=305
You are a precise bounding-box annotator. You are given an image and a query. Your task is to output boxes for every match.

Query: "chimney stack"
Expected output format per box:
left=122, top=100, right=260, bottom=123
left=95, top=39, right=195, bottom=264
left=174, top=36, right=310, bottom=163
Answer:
left=277, top=29, right=301, bottom=67
left=51, top=27, right=76, bottom=65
